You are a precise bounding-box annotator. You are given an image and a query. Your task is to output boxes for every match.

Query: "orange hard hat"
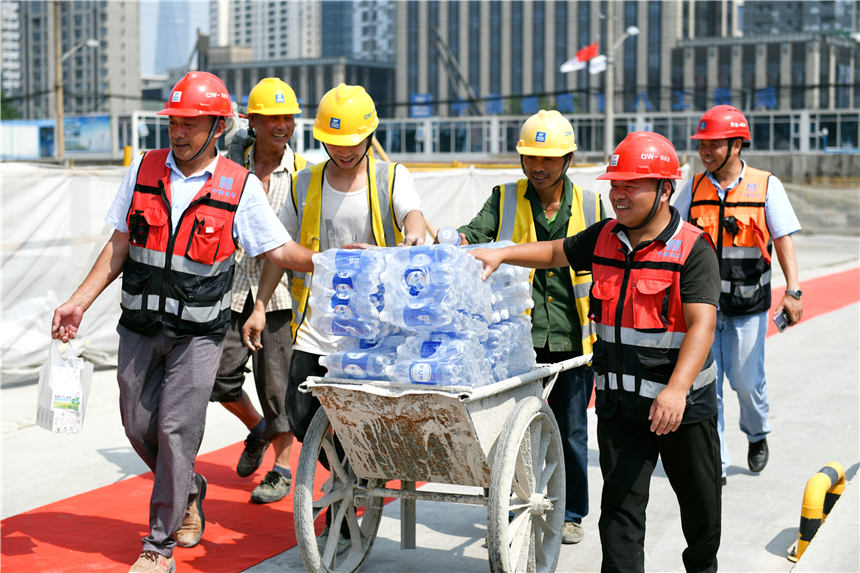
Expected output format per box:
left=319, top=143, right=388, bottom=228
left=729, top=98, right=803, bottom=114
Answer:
left=158, top=72, right=233, bottom=118
left=597, top=132, right=682, bottom=181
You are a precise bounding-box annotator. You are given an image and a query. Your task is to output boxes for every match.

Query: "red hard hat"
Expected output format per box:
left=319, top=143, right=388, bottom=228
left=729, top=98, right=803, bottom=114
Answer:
left=158, top=71, right=233, bottom=117
left=690, top=105, right=751, bottom=140
left=597, top=132, right=682, bottom=181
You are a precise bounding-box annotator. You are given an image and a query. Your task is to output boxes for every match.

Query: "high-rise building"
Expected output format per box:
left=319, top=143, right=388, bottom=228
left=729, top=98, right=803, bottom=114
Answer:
left=17, top=0, right=141, bottom=120
left=209, top=0, right=394, bottom=63
left=153, top=1, right=195, bottom=76
left=1, top=1, right=22, bottom=95
left=741, top=0, right=855, bottom=34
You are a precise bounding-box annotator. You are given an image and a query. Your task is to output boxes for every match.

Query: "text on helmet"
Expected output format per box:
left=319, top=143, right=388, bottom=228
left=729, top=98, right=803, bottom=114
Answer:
left=641, top=152, right=672, bottom=162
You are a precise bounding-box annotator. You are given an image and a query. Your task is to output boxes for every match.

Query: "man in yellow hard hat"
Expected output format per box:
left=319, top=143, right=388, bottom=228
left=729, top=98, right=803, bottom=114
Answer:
left=457, top=110, right=606, bottom=545
left=211, top=78, right=311, bottom=505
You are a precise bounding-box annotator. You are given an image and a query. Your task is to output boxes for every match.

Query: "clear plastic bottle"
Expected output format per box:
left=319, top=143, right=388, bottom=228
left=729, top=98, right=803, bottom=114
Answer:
left=436, top=225, right=461, bottom=246
left=320, top=349, right=396, bottom=380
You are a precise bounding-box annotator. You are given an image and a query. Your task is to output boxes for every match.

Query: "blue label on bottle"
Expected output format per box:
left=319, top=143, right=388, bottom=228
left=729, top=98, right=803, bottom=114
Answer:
left=404, top=267, right=428, bottom=296
left=420, top=340, right=441, bottom=358
left=342, top=352, right=369, bottom=378
left=403, top=305, right=432, bottom=326
left=334, top=250, right=361, bottom=270
left=409, top=362, right=434, bottom=384
left=332, top=272, right=354, bottom=295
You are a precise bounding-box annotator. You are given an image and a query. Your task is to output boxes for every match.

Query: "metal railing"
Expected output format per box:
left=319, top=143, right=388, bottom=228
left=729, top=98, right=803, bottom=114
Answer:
left=122, top=109, right=860, bottom=161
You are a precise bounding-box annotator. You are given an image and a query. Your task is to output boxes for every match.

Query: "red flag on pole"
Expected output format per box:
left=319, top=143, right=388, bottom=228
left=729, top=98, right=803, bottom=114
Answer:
left=577, top=42, right=599, bottom=62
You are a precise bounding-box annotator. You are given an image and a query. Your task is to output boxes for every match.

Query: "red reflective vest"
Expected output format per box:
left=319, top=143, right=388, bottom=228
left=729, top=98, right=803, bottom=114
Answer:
left=120, top=148, right=249, bottom=337
left=589, top=217, right=716, bottom=423
left=688, top=167, right=772, bottom=314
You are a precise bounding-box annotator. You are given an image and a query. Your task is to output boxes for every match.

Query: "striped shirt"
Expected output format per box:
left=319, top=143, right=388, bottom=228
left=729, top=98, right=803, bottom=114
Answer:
left=227, top=141, right=300, bottom=313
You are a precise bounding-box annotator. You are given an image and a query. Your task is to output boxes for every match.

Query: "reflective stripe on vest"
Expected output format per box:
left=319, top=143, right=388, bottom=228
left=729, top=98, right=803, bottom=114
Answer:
left=120, top=149, right=248, bottom=337
left=689, top=167, right=772, bottom=314
left=288, top=157, right=402, bottom=340
left=496, top=179, right=599, bottom=354
left=590, top=218, right=715, bottom=402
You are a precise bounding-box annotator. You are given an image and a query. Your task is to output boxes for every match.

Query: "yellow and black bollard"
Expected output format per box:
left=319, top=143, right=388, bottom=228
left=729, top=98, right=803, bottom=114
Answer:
left=787, top=461, right=845, bottom=562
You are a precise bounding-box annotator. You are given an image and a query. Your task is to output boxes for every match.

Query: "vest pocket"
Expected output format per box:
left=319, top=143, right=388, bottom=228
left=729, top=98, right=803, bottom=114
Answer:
left=631, top=278, right=672, bottom=331
left=589, top=276, right=620, bottom=324
left=635, top=346, right=674, bottom=381
left=129, top=209, right=167, bottom=248
left=692, top=215, right=720, bottom=243
left=186, top=215, right=225, bottom=265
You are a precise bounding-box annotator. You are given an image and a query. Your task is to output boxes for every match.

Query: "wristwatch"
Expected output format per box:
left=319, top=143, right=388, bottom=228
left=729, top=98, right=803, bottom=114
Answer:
left=785, top=289, right=802, bottom=300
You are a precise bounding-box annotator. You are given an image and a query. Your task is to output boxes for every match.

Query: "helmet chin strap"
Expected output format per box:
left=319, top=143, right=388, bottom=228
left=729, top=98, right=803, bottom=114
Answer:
left=322, top=134, right=373, bottom=168
left=519, top=152, right=572, bottom=187
left=709, top=138, right=736, bottom=175
left=187, top=117, right=221, bottom=163
left=626, top=179, right=668, bottom=231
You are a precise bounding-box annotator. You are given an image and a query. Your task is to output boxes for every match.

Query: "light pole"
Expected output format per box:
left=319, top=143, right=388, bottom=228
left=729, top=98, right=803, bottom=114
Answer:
left=54, top=1, right=98, bottom=161
left=603, top=24, right=640, bottom=160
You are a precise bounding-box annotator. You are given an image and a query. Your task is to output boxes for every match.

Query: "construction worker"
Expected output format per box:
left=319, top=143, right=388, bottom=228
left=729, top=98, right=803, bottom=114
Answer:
left=241, top=83, right=426, bottom=551
left=51, top=71, right=315, bottom=573
left=211, top=78, right=310, bottom=505
left=456, top=109, right=604, bottom=544
left=673, top=104, right=802, bottom=484
left=470, top=132, right=722, bottom=572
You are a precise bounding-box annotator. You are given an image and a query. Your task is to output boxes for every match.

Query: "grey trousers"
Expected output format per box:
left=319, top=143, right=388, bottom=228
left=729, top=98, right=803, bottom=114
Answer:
left=117, top=324, right=223, bottom=557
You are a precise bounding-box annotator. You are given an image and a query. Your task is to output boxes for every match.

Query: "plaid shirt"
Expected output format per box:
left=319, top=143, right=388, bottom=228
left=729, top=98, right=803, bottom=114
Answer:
left=227, top=141, right=298, bottom=313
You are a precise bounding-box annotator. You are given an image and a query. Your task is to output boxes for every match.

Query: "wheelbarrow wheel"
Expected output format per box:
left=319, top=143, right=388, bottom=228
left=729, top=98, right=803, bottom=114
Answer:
left=294, top=407, right=384, bottom=573
left=487, top=396, right=565, bottom=573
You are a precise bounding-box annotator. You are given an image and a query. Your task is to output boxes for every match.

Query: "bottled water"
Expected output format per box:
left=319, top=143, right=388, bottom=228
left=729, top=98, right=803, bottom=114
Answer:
left=484, top=315, right=537, bottom=380
left=309, top=248, right=386, bottom=336
left=389, top=331, right=493, bottom=387
left=436, top=225, right=461, bottom=246
left=320, top=348, right=397, bottom=380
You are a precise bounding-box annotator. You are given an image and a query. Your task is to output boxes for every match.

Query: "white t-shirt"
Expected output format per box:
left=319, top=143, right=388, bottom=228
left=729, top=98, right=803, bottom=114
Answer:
left=279, top=161, right=423, bottom=355
left=105, top=150, right=290, bottom=257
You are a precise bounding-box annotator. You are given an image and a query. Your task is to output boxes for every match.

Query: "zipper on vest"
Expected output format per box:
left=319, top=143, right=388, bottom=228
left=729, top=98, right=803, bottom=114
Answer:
left=158, top=181, right=174, bottom=314
left=614, top=246, right=632, bottom=395
left=716, top=197, right=726, bottom=275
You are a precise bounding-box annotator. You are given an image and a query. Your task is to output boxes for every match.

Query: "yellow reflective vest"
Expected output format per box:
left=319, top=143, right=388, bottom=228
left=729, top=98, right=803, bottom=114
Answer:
left=288, top=157, right=403, bottom=339
left=496, top=178, right=600, bottom=355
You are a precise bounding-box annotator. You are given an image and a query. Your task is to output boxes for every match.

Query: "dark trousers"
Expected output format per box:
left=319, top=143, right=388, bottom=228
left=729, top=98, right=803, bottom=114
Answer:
left=597, top=413, right=721, bottom=573
left=286, top=349, right=326, bottom=443
left=538, top=347, right=593, bottom=523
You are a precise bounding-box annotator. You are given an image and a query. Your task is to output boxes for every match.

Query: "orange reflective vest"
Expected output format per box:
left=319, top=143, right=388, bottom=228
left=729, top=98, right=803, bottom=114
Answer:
left=120, top=148, right=249, bottom=337
left=589, top=217, right=716, bottom=422
left=688, top=167, right=772, bottom=314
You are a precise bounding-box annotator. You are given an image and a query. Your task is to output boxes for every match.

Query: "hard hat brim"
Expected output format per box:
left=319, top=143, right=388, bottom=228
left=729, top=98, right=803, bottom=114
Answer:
left=248, top=106, right=302, bottom=116
left=516, top=145, right=577, bottom=157
left=157, top=108, right=229, bottom=117
left=313, top=126, right=375, bottom=146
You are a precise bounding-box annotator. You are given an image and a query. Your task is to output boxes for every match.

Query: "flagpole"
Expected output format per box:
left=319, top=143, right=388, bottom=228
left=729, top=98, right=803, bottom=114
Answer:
left=603, top=14, right=640, bottom=161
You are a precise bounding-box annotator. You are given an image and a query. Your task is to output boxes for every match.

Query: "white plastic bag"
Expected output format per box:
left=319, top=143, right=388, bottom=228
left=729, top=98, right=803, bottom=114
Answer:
left=35, top=341, right=94, bottom=433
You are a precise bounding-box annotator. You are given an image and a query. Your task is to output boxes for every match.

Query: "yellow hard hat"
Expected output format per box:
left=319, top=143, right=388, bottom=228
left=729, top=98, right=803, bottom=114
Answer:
left=246, top=77, right=301, bottom=116
left=313, top=83, right=379, bottom=146
left=516, top=109, right=577, bottom=157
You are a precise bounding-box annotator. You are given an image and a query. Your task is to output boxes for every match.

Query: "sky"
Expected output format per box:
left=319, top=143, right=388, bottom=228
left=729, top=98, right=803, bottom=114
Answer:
left=139, top=0, right=210, bottom=77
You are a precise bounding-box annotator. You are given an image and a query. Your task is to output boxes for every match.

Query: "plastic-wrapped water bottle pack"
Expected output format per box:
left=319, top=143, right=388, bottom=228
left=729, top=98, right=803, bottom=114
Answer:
left=310, top=243, right=536, bottom=387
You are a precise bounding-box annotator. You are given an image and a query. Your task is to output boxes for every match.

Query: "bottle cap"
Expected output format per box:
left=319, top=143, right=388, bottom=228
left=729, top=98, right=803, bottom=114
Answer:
left=436, top=226, right=461, bottom=246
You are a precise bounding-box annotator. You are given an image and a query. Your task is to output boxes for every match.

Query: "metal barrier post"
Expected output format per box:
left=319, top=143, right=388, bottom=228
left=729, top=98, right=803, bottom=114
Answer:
left=787, top=461, right=845, bottom=562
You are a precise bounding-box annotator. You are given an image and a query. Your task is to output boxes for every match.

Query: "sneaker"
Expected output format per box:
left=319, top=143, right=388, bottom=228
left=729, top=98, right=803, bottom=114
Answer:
left=562, top=521, right=583, bottom=544
left=748, top=438, right=769, bottom=473
left=175, top=474, right=206, bottom=548
left=237, top=433, right=270, bottom=477
left=721, top=475, right=727, bottom=487
left=128, top=551, right=175, bottom=573
left=317, top=526, right=351, bottom=555
left=250, top=470, right=291, bottom=504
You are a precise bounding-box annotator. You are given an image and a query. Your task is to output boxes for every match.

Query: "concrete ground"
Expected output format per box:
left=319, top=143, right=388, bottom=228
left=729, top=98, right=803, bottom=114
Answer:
left=3, top=234, right=858, bottom=572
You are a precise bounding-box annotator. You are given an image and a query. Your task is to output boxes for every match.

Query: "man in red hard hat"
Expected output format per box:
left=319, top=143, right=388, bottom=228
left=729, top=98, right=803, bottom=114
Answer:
left=471, top=132, right=722, bottom=572
left=51, top=71, right=316, bottom=573
left=674, top=105, right=803, bottom=485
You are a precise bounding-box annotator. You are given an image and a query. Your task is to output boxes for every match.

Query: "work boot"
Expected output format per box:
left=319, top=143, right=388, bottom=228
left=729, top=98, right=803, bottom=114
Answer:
left=237, top=433, right=270, bottom=477
left=562, top=521, right=584, bottom=544
left=748, top=438, right=769, bottom=473
left=250, top=470, right=291, bottom=504
left=128, top=550, right=175, bottom=573
left=175, top=474, right=206, bottom=548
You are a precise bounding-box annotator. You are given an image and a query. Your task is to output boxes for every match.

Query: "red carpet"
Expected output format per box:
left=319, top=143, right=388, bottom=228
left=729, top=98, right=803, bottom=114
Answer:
left=2, top=267, right=858, bottom=572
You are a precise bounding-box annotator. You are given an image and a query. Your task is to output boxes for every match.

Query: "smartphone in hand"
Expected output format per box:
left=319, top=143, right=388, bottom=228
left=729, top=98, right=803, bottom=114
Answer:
left=773, top=309, right=790, bottom=332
